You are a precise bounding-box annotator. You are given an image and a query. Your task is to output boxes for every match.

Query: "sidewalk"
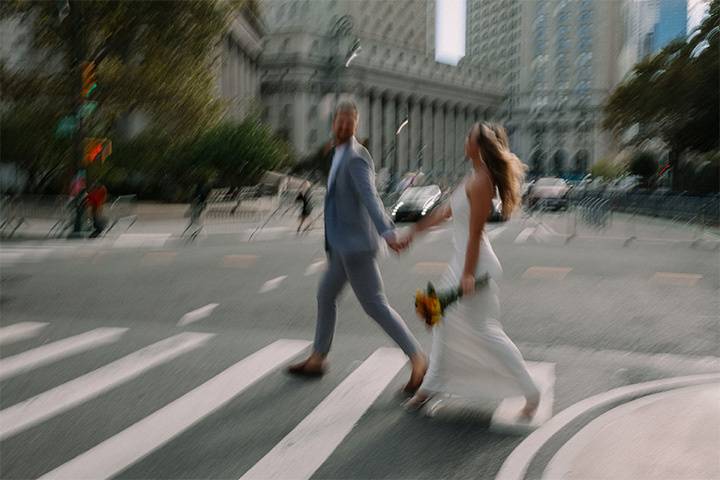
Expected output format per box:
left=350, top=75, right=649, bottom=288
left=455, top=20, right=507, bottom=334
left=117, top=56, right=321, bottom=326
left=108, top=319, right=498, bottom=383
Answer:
left=1, top=198, right=306, bottom=241
left=543, top=383, right=720, bottom=479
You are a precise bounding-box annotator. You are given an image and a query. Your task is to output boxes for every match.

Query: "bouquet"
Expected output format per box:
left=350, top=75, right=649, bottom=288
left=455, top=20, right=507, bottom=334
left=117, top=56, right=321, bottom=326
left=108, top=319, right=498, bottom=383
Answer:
left=414, top=273, right=490, bottom=328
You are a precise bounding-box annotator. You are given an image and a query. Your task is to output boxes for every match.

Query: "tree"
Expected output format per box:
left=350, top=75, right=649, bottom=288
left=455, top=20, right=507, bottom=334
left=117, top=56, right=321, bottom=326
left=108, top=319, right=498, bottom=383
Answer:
left=591, top=158, right=626, bottom=180
left=629, top=151, right=658, bottom=182
left=603, top=0, right=719, bottom=190
left=0, top=0, right=248, bottom=191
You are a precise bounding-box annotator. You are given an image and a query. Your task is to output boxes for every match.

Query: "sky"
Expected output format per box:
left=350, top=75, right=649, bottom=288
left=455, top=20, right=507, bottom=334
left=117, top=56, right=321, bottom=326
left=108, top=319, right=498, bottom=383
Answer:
left=435, top=0, right=467, bottom=65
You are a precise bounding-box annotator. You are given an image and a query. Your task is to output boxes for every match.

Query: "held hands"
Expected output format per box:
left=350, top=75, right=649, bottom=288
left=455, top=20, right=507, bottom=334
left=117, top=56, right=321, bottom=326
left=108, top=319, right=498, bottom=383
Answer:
left=384, top=229, right=414, bottom=254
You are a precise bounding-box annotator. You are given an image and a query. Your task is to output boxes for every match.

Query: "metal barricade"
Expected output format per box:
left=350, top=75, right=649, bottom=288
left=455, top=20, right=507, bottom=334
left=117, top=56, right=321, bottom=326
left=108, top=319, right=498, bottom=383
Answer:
left=0, top=195, right=75, bottom=238
left=105, top=195, right=138, bottom=234
left=0, top=195, right=25, bottom=237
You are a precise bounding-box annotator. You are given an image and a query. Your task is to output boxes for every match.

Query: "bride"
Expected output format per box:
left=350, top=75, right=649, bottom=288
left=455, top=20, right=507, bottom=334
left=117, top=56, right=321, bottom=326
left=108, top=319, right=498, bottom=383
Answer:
left=402, top=122, right=540, bottom=419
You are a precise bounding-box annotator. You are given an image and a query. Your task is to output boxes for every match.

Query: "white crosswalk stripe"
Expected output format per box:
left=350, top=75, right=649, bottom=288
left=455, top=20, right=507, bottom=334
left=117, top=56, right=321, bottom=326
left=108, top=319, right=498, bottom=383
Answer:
left=0, top=322, right=48, bottom=346
left=0, top=248, right=53, bottom=266
left=0, top=328, right=127, bottom=381
left=0, top=332, right=212, bottom=440
left=40, top=339, right=310, bottom=480
left=240, top=348, right=408, bottom=480
left=1, top=330, right=557, bottom=479
left=112, top=233, right=171, bottom=248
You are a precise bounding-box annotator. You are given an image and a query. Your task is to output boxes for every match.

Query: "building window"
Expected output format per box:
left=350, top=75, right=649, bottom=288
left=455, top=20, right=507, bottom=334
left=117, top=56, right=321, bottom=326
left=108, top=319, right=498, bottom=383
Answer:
left=308, top=130, right=318, bottom=146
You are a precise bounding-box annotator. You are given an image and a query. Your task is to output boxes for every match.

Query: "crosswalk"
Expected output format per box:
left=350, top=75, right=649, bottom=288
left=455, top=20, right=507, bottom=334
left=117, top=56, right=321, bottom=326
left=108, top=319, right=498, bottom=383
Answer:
left=0, top=322, right=556, bottom=479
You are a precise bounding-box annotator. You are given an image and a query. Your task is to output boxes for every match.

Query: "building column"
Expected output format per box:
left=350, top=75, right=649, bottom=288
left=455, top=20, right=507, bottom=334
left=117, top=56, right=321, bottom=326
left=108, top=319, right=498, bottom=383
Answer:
left=292, top=90, right=308, bottom=154
left=371, top=93, right=382, bottom=164
left=358, top=91, right=370, bottom=142
left=382, top=94, right=396, bottom=171
left=435, top=103, right=447, bottom=176
left=409, top=98, right=421, bottom=171
left=445, top=105, right=454, bottom=176
left=396, top=96, right=409, bottom=174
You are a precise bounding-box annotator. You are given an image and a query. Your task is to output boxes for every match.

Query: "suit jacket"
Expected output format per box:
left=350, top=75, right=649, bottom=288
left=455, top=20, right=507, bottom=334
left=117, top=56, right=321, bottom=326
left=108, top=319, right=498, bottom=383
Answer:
left=324, top=137, right=394, bottom=254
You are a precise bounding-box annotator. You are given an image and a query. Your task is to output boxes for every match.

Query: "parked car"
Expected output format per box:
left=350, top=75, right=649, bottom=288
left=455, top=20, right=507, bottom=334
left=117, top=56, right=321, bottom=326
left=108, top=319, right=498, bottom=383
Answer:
left=526, top=177, right=570, bottom=210
left=390, top=185, right=442, bottom=222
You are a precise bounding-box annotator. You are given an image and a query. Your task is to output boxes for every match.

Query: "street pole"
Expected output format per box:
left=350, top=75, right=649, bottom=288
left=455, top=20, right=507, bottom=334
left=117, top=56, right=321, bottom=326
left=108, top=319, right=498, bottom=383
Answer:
left=69, top=0, right=87, bottom=237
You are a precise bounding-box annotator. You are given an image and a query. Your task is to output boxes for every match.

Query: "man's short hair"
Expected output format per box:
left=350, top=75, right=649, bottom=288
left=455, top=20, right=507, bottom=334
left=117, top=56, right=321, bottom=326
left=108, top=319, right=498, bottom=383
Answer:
left=335, top=100, right=359, bottom=119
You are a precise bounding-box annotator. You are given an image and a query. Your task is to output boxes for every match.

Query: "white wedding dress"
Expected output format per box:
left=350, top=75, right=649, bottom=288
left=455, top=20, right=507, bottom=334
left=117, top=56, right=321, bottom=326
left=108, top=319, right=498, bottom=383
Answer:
left=419, top=177, right=540, bottom=402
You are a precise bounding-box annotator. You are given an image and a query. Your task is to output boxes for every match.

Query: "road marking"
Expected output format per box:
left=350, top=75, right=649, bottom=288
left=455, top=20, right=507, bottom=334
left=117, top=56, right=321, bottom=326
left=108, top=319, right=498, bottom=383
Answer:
left=0, top=248, right=53, bottom=266
left=413, top=262, right=448, bottom=274
left=490, top=362, right=555, bottom=433
left=0, top=328, right=127, bottom=382
left=496, top=372, right=720, bottom=480
left=113, top=233, right=171, bottom=248
left=0, top=322, right=48, bottom=346
left=40, top=339, right=311, bottom=480
left=652, top=272, right=702, bottom=286
left=240, top=348, right=407, bottom=480
left=0, top=332, right=213, bottom=440
left=177, top=303, right=219, bottom=327
left=259, top=276, right=287, bottom=293
left=522, top=266, right=572, bottom=280
left=304, top=260, right=326, bottom=276
left=514, top=227, right=536, bottom=244
left=222, top=255, right=257, bottom=268
left=141, top=251, right=177, bottom=266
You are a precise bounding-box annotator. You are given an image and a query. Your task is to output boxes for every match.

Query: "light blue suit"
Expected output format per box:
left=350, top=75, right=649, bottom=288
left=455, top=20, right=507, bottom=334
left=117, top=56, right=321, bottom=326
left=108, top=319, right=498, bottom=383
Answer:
left=315, top=137, right=421, bottom=357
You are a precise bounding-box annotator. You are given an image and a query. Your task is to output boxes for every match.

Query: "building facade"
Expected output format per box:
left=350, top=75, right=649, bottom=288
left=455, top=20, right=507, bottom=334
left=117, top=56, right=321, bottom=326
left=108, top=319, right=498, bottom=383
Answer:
left=467, top=0, right=630, bottom=178
left=218, top=11, right=264, bottom=122
left=259, top=0, right=505, bottom=183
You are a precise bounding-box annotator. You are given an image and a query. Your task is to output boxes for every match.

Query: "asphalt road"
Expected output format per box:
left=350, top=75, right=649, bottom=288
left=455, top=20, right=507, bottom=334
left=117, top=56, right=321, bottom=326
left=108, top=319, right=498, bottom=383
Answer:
left=1, top=214, right=718, bottom=479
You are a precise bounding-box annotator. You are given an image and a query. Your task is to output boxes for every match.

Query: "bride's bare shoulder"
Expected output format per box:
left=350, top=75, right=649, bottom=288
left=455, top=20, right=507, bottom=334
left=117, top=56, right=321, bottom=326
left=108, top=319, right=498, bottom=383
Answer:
left=466, top=170, right=492, bottom=194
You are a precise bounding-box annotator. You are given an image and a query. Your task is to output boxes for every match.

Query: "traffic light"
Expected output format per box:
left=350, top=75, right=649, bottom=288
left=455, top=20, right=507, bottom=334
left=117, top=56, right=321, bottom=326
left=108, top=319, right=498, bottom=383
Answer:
left=84, top=138, right=103, bottom=165
left=81, top=61, right=97, bottom=98
left=83, top=138, right=111, bottom=165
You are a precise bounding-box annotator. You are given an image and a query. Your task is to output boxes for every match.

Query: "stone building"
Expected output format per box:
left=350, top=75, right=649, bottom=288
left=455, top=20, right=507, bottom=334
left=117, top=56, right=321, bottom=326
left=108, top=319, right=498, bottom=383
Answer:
left=259, top=0, right=505, bottom=182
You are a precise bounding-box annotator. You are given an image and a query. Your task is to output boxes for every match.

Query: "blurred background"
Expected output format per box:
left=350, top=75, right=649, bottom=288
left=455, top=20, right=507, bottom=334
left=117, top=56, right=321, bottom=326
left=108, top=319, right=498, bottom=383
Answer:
left=0, top=1, right=718, bottom=479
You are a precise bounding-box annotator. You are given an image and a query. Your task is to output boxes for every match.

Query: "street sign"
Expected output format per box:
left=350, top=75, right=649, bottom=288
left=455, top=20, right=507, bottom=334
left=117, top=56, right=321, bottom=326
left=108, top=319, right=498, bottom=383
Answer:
left=55, top=116, right=77, bottom=138
left=78, top=102, right=98, bottom=119
left=83, top=138, right=112, bottom=165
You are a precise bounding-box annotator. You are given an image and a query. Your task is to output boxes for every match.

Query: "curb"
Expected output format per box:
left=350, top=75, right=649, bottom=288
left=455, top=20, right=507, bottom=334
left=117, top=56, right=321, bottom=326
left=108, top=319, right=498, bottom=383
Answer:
left=542, top=383, right=720, bottom=479
left=495, top=372, right=720, bottom=480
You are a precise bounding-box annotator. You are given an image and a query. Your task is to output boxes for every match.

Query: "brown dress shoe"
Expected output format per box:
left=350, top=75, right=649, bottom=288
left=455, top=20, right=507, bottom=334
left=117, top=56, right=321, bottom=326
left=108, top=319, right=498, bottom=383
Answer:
left=287, top=359, right=326, bottom=377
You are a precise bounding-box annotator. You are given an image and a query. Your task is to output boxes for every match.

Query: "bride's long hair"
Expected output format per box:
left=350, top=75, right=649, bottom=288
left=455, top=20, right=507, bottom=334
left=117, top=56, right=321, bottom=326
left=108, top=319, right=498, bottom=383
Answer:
left=475, top=123, right=526, bottom=219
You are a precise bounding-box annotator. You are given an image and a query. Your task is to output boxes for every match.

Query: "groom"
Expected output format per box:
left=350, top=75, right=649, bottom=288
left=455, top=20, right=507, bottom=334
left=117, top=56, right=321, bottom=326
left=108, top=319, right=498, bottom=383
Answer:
left=288, top=101, right=427, bottom=393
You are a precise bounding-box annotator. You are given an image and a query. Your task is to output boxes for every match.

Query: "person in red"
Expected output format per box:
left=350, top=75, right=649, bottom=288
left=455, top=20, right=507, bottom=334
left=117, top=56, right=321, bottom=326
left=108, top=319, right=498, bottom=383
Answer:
left=87, top=182, right=108, bottom=238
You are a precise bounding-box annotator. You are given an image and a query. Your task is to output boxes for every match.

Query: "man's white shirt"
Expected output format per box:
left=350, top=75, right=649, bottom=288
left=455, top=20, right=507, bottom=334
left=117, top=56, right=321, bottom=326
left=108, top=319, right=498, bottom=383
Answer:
left=327, top=142, right=349, bottom=188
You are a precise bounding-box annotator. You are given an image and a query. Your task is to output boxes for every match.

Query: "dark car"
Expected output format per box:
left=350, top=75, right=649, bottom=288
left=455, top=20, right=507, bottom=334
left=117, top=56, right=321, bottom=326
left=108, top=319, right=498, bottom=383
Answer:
left=390, top=185, right=442, bottom=222
left=488, top=193, right=505, bottom=222
left=526, top=177, right=570, bottom=211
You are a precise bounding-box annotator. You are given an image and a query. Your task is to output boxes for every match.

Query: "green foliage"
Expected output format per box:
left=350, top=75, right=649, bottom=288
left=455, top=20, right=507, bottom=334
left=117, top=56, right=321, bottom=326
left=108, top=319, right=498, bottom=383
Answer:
left=591, top=158, right=627, bottom=180
left=99, top=119, right=293, bottom=201
left=603, top=0, right=719, bottom=188
left=629, top=151, right=658, bottom=179
left=1, top=1, right=243, bottom=138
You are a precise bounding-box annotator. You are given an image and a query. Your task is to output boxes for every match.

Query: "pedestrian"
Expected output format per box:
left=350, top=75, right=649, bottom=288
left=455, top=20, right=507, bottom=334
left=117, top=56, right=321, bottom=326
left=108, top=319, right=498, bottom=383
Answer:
left=287, top=101, right=428, bottom=395
left=87, top=182, right=108, bottom=238
left=295, top=182, right=313, bottom=234
left=399, top=123, right=541, bottom=419
left=184, top=177, right=211, bottom=237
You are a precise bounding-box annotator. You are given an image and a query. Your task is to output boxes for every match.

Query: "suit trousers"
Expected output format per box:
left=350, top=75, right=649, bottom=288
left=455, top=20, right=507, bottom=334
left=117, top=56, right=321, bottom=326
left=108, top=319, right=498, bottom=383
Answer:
left=314, top=250, right=421, bottom=358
